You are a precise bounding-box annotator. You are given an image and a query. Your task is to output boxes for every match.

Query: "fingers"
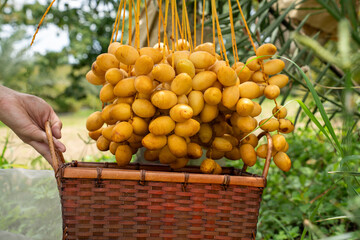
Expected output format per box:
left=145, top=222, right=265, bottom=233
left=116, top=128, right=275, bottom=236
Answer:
left=49, top=110, right=62, bottom=139
left=29, top=138, right=66, bottom=165
left=29, top=141, right=53, bottom=165
left=53, top=137, right=66, bottom=152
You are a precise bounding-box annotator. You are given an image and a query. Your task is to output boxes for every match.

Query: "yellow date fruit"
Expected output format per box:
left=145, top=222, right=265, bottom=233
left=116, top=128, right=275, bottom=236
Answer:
left=86, top=111, right=104, bottom=131
left=115, top=144, right=133, bottom=166
left=86, top=70, right=105, bottom=85
left=88, top=128, right=103, bottom=141
left=168, top=134, right=188, bottom=157
left=149, top=116, right=175, bottom=136
left=200, top=158, right=217, bottom=174
left=240, top=144, right=257, bottom=167
left=263, top=59, right=285, bottom=75
left=96, top=53, right=120, bottom=71
left=204, top=87, right=222, bottom=105
left=217, top=66, right=238, bottom=86
left=212, top=137, right=233, bottom=152
left=189, top=51, right=216, bottom=69
left=115, top=45, right=139, bottom=65
left=200, top=104, right=219, bottom=123
left=152, top=63, right=176, bottom=82
left=171, top=73, right=192, bottom=95
left=144, top=149, right=161, bottom=162
left=140, top=47, right=162, bottom=64
left=151, top=90, right=178, bottom=109
left=159, top=145, right=177, bottom=164
left=135, top=55, right=154, bottom=76
left=110, top=103, right=132, bottom=121
left=259, top=118, right=279, bottom=132
left=114, top=78, right=136, bottom=97
left=105, top=68, right=124, bottom=85
left=188, top=91, right=205, bottom=116
left=175, top=119, right=200, bottom=137
left=170, top=104, right=193, bottom=122
left=256, top=43, right=277, bottom=60
left=142, top=133, right=167, bottom=150
left=175, top=59, right=195, bottom=78
left=264, top=84, right=280, bottom=99
left=96, top=136, right=110, bottom=151
left=268, top=74, right=289, bottom=88
left=192, top=71, right=217, bottom=91
left=170, top=158, right=189, bottom=169
left=99, top=83, right=116, bottom=103
left=111, top=121, right=133, bottom=142
left=239, top=82, right=260, bottom=99
left=236, top=98, right=254, bottom=117
left=134, top=75, right=154, bottom=95
left=187, top=142, right=203, bottom=159
left=132, top=99, right=156, bottom=118
left=272, top=105, right=287, bottom=118
left=279, top=119, right=294, bottom=134
left=273, top=152, right=291, bottom=172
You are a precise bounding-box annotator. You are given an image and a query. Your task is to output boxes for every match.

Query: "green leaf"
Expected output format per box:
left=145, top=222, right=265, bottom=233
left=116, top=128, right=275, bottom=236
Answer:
left=328, top=171, right=360, bottom=176
left=261, top=2, right=295, bottom=41
left=278, top=55, right=344, bottom=157
left=278, top=14, right=311, bottom=56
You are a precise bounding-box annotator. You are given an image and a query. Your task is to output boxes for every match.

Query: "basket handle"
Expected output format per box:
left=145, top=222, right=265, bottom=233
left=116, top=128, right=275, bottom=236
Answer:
left=45, top=120, right=65, bottom=173
left=242, top=132, right=273, bottom=180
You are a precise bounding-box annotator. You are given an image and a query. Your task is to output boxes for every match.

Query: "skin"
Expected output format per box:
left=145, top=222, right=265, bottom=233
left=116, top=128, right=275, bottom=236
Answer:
left=0, top=85, right=66, bottom=163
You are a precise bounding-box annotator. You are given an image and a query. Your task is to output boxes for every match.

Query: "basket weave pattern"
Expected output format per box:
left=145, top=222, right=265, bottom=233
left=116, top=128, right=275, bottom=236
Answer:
left=62, top=177, right=262, bottom=240
left=44, top=122, right=272, bottom=240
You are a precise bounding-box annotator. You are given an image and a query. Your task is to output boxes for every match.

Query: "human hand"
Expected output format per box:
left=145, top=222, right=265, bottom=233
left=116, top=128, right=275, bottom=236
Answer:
left=0, top=86, right=66, bottom=163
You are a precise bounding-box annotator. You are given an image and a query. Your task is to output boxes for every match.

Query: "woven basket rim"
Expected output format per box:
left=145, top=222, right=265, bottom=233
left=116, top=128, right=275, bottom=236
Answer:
left=59, top=162, right=266, bottom=188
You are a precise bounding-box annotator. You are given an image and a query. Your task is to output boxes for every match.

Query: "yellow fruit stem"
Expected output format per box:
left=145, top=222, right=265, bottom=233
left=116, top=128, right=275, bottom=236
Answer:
left=30, top=0, right=56, bottom=46
left=228, top=0, right=239, bottom=63
left=213, top=0, right=228, bottom=65
left=157, top=0, right=162, bottom=48
left=135, top=0, right=141, bottom=51
left=235, top=0, right=256, bottom=53
left=163, top=0, right=170, bottom=54
left=171, top=0, right=175, bottom=68
left=211, top=0, right=218, bottom=58
left=128, top=0, right=132, bottom=45
left=236, top=0, right=278, bottom=109
left=110, top=0, right=123, bottom=44
left=194, top=0, right=197, bottom=48
left=175, top=2, right=184, bottom=50
left=183, top=0, right=193, bottom=52
left=114, top=0, right=124, bottom=42
left=144, top=0, right=150, bottom=47
left=201, top=0, right=206, bottom=45
left=120, top=0, right=127, bottom=44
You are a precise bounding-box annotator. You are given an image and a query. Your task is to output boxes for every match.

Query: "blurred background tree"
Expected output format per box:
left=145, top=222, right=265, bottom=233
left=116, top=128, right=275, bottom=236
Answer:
left=0, top=0, right=127, bottom=112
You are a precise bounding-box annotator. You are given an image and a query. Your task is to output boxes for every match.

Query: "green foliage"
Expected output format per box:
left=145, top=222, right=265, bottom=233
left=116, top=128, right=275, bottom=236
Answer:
left=227, top=128, right=360, bottom=239
left=0, top=133, right=11, bottom=169
left=0, top=170, right=62, bottom=239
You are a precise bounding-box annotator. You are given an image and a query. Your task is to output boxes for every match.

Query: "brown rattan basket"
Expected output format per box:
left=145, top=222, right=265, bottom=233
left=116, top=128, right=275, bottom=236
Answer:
left=45, top=121, right=273, bottom=240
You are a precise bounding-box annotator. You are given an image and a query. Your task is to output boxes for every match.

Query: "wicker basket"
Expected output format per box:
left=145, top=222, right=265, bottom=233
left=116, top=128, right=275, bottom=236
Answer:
left=45, top=122, right=273, bottom=240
